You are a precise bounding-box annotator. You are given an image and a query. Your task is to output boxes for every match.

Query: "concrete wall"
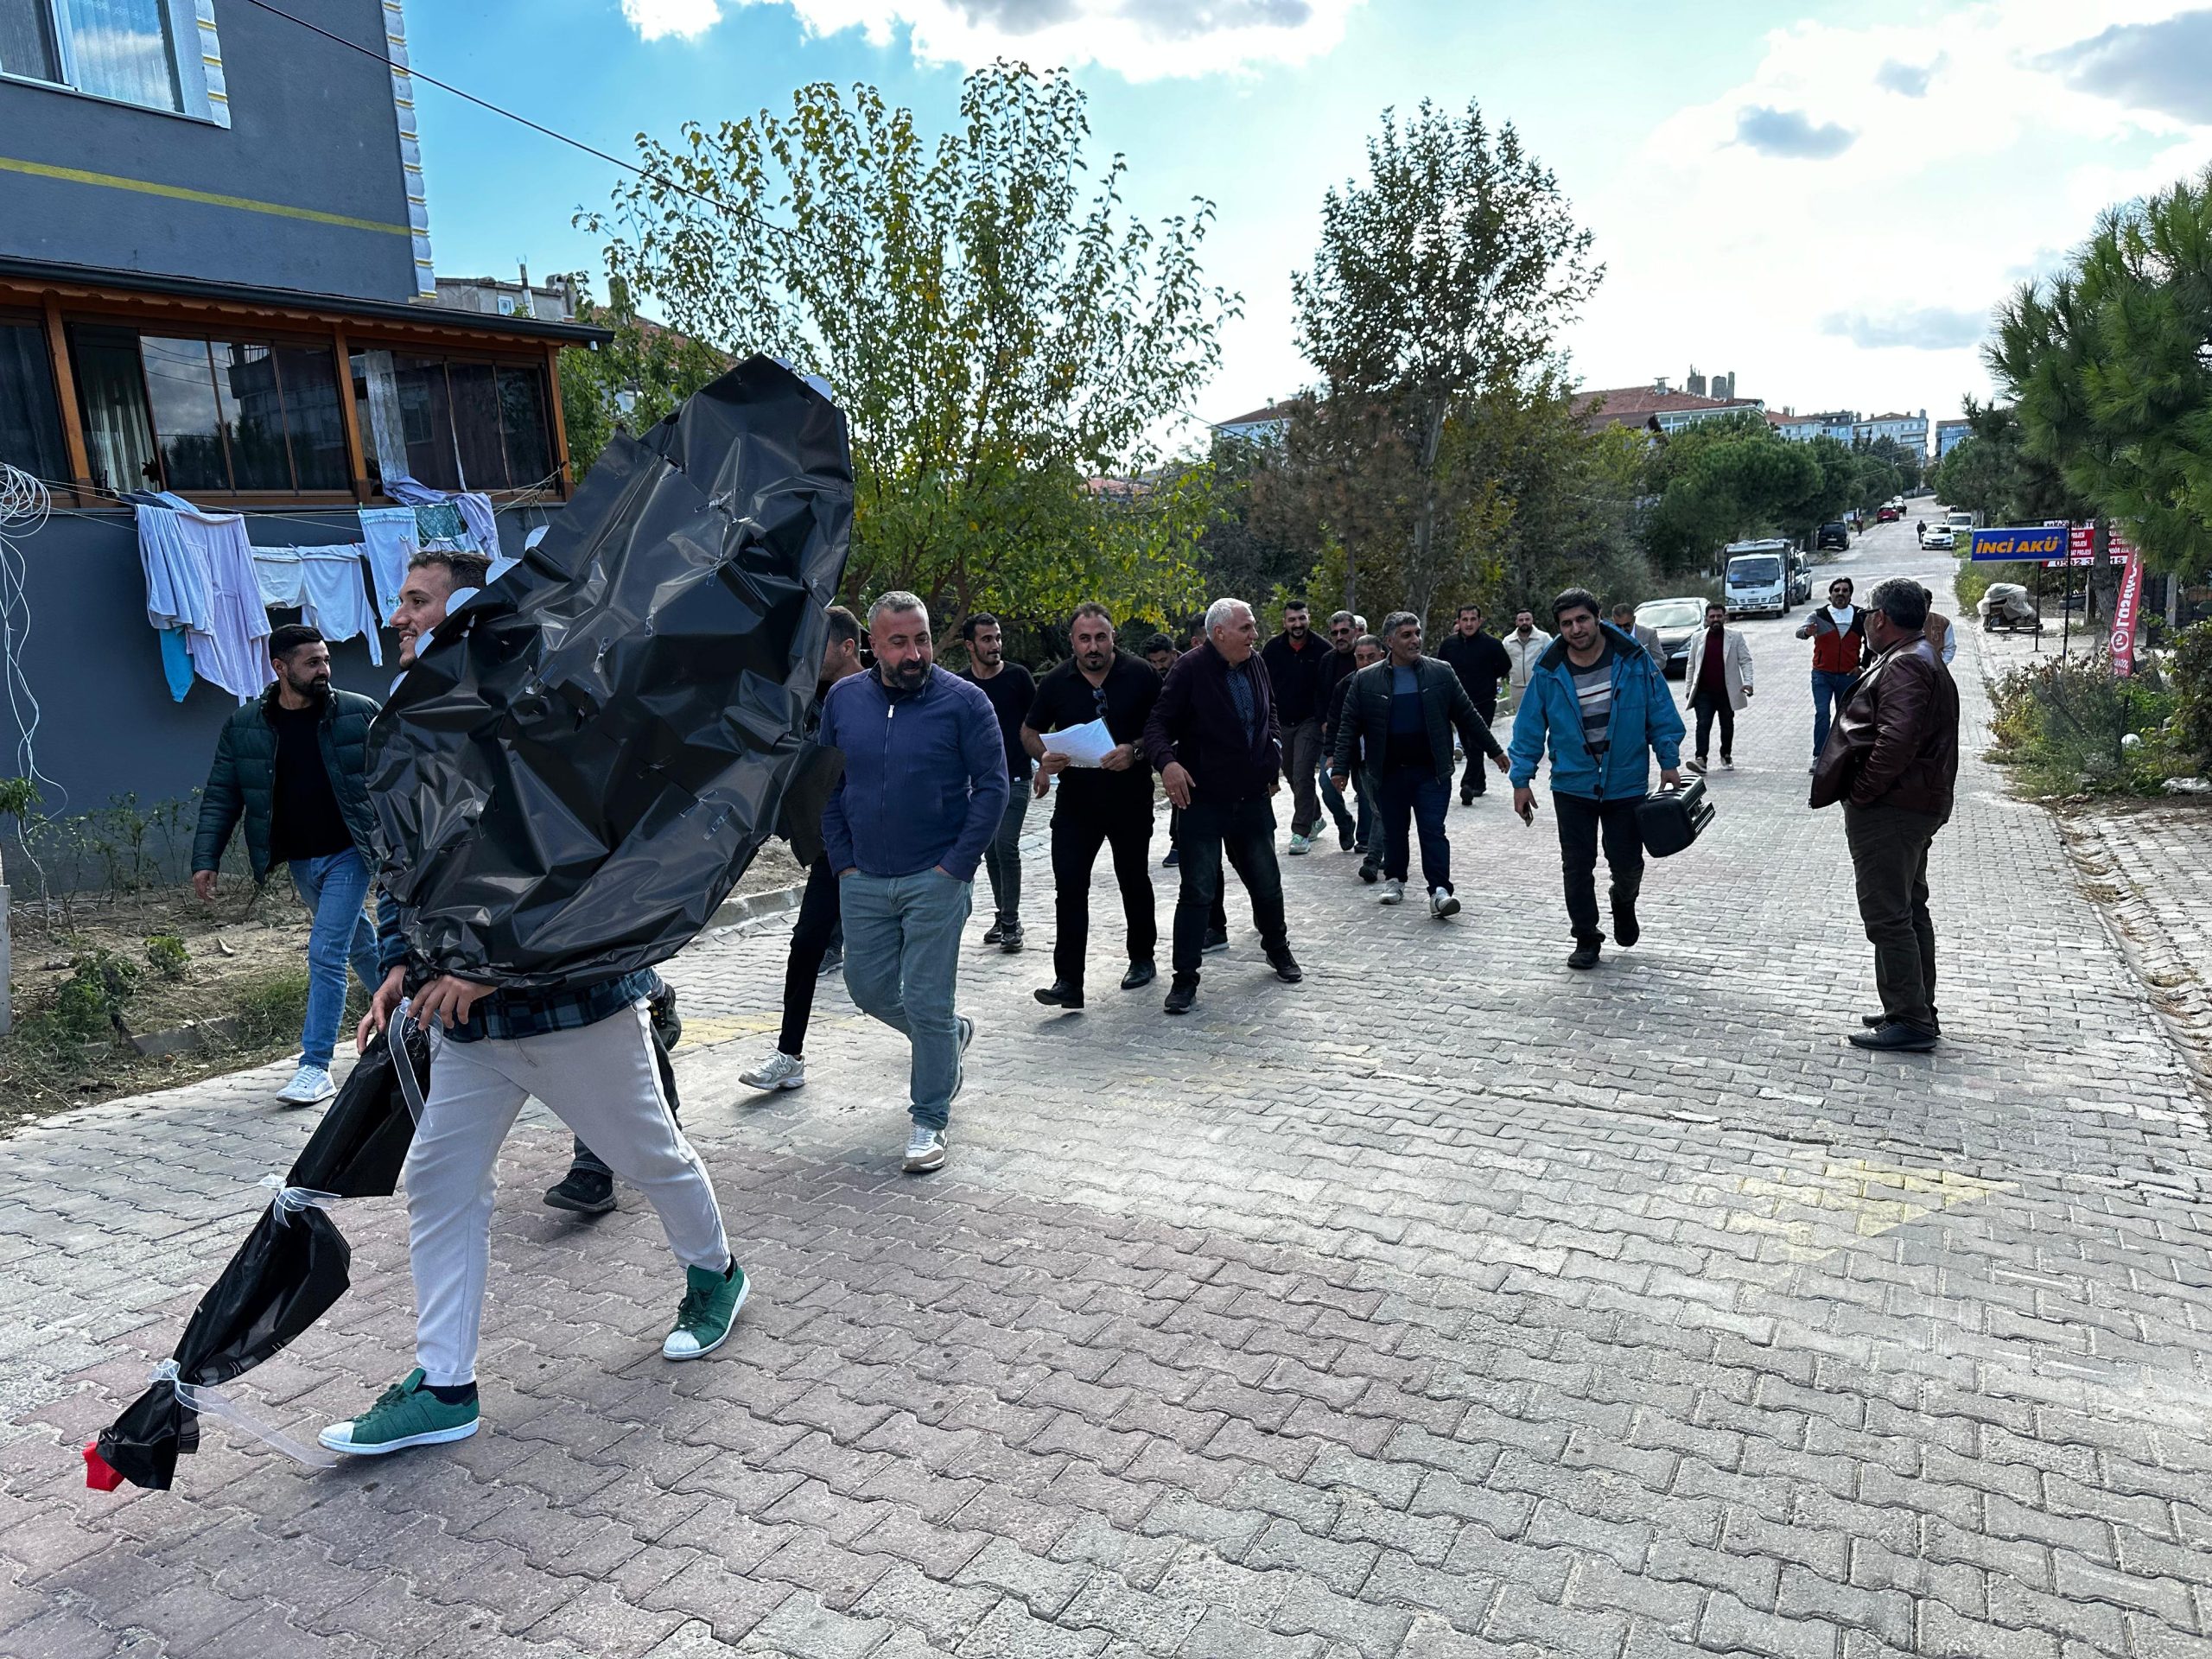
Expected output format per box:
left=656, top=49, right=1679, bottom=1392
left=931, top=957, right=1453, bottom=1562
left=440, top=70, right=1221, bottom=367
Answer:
left=0, top=0, right=419, bottom=303
left=0, top=504, right=563, bottom=850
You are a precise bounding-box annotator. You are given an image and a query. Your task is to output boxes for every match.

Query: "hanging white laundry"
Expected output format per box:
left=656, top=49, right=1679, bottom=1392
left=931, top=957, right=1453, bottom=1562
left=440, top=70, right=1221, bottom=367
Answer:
left=358, top=507, right=417, bottom=623
left=167, top=506, right=271, bottom=702
left=455, top=492, right=497, bottom=558
left=251, top=546, right=384, bottom=666
left=136, top=504, right=213, bottom=632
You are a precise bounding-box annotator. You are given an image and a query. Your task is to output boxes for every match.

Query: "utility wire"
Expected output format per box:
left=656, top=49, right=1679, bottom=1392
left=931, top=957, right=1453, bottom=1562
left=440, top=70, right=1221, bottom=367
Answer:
left=233, top=0, right=830, bottom=257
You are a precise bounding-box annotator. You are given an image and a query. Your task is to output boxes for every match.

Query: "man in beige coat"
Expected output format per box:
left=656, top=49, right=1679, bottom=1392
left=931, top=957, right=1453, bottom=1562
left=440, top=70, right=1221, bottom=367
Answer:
left=1683, top=600, right=1754, bottom=772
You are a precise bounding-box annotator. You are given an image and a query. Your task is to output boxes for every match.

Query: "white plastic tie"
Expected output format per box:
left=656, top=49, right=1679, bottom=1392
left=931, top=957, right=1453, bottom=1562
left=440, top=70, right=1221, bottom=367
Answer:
left=151, top=1360, right=340, bottom=1470
left=257, top=1174, right=341, bottom=1218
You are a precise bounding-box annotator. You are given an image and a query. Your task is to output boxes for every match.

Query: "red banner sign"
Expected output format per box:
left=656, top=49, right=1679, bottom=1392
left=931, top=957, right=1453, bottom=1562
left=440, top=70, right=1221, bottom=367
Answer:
left=2109, top=547, right=2144, bottom=677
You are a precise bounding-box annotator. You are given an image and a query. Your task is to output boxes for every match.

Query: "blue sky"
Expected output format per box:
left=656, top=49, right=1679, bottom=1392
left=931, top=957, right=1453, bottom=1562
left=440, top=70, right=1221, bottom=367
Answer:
left=407, top=0, right=2212, bottom=446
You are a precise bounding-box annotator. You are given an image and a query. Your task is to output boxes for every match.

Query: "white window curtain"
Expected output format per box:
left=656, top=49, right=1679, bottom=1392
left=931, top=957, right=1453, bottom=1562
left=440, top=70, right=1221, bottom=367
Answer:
left=57, top=0, right=180, bottom=111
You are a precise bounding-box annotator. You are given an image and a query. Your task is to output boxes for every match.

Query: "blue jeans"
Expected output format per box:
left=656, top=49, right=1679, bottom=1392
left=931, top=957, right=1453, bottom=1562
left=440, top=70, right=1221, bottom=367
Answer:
left=840, top=868, right=972, bottom=1130
left=1378, top=768, right=1452, bottom=892
left=1811, top=670, right=1857, bottom=757
left=290, top=850, right=379, bottom=1070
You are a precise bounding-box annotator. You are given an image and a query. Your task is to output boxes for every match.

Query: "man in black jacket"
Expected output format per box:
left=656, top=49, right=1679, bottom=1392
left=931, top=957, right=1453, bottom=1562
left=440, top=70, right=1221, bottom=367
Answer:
left=1259, top=600, right=1337, bottom=855
left=193, top=623, right=383, bottom=1108
left=1435, top=602, right=1511, bottom=804
left=1332, top=613, right=1506, bottom=918
left=1143, top=597, right=1302, bottom=1014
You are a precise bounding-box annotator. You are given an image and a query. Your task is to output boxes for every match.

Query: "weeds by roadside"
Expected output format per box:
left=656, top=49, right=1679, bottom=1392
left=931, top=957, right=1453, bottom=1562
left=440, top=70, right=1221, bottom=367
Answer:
left=1986, top=649, right=2183, bottom=795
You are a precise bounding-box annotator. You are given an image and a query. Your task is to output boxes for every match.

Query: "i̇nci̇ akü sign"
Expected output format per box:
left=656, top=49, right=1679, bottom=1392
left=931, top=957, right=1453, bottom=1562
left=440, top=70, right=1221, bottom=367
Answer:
left=1967, top=526, right=2069, bottom=563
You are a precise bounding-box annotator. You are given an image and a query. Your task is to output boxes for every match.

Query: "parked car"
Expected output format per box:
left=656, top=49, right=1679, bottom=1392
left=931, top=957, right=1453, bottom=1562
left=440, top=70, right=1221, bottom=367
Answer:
left=1920, top=525, right=1955, bottom=550
left=1787, top=551, right=1813, bottom=606
left=1815, top=521, right=1850, bottom=550
left=1635, top=596, right=1710, bottom=678
left=1875, top=505, right=1899, bottom=524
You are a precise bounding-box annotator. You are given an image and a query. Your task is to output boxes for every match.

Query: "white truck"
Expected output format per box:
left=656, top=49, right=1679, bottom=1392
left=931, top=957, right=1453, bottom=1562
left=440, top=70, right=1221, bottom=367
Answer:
left=1721, top=539, right=1794, bottom=620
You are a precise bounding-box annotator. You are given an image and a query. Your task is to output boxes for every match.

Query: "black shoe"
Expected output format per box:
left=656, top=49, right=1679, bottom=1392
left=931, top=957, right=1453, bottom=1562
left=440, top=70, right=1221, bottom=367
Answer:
left=1863, top=1011, right=1942, bottom=1034
left=1849, top=1021, right=1939, bottom=1052
left=1203, top=926, right=1230, bottom=953
left=543, top=1166, right=616, bottom=1215
left=1267, top=950, right=1303, bottom=984
left=817, top=945, right=843, bottom=978
left=1460, top=791, right=1474, bottom=806
left=1164, top=979, right=1197, bottom=1015
left=1567, top=942, right=1601, bottom=970
left=1033, top=980, right=1084, bottom=1009
left=1720, top=754, right=1733, bottom=769
left=1163, top=847, right=1180, bottom=868
left=982, top=922, right=1005, bottom=945
left=1000, top=925, right=1025, bottom=954
left=1685, top=758, right=1707, bottom=776
left=1612, top=907, right=1640, bottom=949
left=1358, top=860, right=1379, bottom=885
left=1121, top=959, right=1156, bottom=990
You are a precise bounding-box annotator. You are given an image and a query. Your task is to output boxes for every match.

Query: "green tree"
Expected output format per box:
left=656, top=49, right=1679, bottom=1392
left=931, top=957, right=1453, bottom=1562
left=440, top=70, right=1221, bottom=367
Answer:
left=1288, top=99, right=1601, bottom=624
left=1988, top=167, right=2212, bottom=575
left=558, top=277, right=732, bottom=474
left=1638, top=412, right=1821, bottom=574
left=581, top=66, right=1234, bottom=633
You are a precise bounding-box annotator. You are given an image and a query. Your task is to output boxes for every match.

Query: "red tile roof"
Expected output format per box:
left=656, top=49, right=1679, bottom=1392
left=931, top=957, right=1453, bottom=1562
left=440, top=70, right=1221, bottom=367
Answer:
left=1572, top=385, right=1764, bottom=429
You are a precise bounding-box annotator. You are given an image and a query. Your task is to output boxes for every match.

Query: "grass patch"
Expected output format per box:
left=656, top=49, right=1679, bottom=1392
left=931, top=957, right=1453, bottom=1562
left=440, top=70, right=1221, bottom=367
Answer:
left=1986, top=650, right=2182, bottom=796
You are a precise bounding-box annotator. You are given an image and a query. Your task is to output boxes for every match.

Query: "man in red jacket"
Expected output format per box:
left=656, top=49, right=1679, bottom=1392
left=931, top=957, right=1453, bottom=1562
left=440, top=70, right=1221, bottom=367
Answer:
left=1796, top=575, right=1869, bottom=772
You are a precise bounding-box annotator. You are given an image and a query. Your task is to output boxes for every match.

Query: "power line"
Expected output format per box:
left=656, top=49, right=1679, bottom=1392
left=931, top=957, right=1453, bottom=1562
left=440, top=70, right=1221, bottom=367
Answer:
left=233, top=0, right=828, bottom=257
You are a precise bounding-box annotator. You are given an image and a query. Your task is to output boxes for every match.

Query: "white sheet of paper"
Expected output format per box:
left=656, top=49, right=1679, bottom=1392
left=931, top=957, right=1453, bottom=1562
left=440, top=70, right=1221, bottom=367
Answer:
left=1042, top=717, right=1116, bottom=768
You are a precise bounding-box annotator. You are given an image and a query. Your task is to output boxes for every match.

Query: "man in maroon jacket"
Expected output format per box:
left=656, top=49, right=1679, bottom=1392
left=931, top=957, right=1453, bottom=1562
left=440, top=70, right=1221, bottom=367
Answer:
left=1811, top=578, right=1960, bottom=1052
left=1144, top=597, right=1303, bottom=1014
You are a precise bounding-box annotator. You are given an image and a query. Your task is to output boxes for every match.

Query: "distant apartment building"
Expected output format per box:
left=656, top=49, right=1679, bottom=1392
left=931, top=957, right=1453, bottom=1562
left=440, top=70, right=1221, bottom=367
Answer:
left=1573, top=377, right=1764, bottom=435
left=1935, top=418, right=1973, bottom=458
left=433, top=267, right=581, bottom=323
left=1213, top=399, right=1296, bottom=444
left=1856, top=410, right=1929, bottom=454
left=1770, top=410, right=1859, bottom=444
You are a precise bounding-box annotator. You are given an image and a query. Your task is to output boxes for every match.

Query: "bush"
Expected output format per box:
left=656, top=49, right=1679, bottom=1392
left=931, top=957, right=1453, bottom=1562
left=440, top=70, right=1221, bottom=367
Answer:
left=1987, top=650, right=2177, bottom=794
left=49, top=949, right=141, bottom=1041
left=143, top=934, right=190, bottom=981
left=2172, top=619, right=2212, bottom=772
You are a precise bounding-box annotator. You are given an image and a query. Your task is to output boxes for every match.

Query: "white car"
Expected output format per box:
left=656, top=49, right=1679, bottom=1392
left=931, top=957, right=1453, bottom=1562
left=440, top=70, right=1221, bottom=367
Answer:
left=1920, top=525, right=1955, bottom=550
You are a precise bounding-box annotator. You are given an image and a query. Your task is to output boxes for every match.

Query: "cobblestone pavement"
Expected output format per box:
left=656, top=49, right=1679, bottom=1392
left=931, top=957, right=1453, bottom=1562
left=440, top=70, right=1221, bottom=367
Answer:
left=4, top=520, right=2210, bottom=1659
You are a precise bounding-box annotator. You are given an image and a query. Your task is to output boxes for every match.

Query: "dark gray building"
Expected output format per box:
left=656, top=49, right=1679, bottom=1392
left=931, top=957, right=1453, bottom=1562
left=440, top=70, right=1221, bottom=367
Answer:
left=0, top=0, right=606, bottom=851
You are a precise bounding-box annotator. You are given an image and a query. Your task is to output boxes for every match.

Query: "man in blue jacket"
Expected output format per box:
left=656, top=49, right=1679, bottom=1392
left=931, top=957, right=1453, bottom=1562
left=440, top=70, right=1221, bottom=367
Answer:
left=1509, top=588, right=1685, bottom=970
left=819, top=591, right=1009, bottom=1173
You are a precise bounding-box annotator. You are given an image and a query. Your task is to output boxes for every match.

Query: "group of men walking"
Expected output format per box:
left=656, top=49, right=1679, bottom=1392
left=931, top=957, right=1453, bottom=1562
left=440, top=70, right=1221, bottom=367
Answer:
left=183, top=538, right=1959, bottom=1466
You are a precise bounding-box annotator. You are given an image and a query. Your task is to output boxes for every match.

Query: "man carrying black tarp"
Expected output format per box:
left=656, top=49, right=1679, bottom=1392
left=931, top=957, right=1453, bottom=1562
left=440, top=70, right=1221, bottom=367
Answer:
left=319, top=548, right=747, bottom=1459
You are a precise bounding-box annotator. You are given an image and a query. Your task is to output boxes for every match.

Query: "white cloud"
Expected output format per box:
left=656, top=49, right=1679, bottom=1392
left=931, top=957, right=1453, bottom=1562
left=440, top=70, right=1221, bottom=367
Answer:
left=621, top=0, right=725, bottom=41
left=639, top=0, right=1365, bottom=78
left=1568, top=0, right=2212, bottom=423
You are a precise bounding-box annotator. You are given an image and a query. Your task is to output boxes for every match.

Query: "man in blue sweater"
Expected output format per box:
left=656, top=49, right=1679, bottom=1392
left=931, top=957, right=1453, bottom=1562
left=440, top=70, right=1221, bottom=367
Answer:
left=1509, top=588, right=1686, bottom=971
left=819, top=592, right=1010, bottom=1173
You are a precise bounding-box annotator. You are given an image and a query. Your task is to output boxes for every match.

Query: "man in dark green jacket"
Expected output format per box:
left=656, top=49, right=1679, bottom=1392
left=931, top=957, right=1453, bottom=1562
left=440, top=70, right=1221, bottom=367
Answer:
left=192, top=623, right=382, bottom=1106
left=1331, top=612, right=1507, bottom=918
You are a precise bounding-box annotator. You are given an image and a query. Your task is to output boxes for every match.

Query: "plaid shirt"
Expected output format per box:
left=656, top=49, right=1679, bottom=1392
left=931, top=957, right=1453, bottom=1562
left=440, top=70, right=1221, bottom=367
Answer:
left=437, top=968, right=664, bottom=1044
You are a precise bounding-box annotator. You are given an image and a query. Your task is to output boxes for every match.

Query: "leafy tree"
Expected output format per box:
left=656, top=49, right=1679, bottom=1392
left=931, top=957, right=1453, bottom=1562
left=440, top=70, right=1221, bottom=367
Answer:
left=1862, top=435, right=1923, bottom=493
left=580, top=66, right=1234, bottom=634
left=1639, top=413, right=1820, bottom=574
left=558, top=277, right=732, bottom=474
left=1989, top=167, right=2212, bottom=575
left=1288, top=99, right=1600, bottom=624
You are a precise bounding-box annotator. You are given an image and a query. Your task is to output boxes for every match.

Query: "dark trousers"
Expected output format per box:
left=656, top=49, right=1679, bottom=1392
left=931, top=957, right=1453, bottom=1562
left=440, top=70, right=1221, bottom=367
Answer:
left=1553, top=792, right=1643, bottom=945
left=778, top=853, right=843, bottom=1056
left=1171, top=796, right=1287, bottom=981
left=1285, top=719, right=1327, bottom=837
left=1052, top=800, right=1156, bottom=987
left=1843, top=801, right=1940, bottom=1032
left=1171, top=803, right=1230, bottom=932
left=1379, top=767, right=1452, bottom=892
left=1691, top=689, right=1735, bottom=760
left=1459, top=699, right=1497, bottom=796
left=981, top=786, right=1028, bottom=927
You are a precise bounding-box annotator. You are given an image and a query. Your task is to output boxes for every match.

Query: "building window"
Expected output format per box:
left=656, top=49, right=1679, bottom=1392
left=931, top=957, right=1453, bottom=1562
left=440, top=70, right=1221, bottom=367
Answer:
left=0, top=315, right=67, bottom=484
left=0, top=0, right=185, bottom=113
left=67, top=322, right=351, bottom=496
left=351, top=348, right=554, bottom=493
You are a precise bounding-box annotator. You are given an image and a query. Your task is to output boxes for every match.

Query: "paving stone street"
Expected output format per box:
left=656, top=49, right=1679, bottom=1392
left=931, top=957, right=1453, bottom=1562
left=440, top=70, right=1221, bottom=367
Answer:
left=3, top=518, right=2209, bottom=1659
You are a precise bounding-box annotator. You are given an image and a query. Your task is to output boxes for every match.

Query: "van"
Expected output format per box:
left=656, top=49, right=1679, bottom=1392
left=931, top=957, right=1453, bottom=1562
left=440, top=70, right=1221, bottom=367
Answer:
left=1722, top=540, right=1793, bottom=619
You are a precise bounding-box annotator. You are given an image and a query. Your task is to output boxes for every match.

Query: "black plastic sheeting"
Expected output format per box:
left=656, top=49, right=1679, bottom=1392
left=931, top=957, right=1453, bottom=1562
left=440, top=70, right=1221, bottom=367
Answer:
left=365, top=354, right=853, bottom=986
left=284, top=1022, right=431, bottom=1199
left=95, top=1204, right=351, bottom=1491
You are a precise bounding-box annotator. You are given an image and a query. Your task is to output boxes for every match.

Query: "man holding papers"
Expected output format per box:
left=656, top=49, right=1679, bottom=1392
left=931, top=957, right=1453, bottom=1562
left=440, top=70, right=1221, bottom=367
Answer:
left=1022, top=603, right=1163, bottom=1010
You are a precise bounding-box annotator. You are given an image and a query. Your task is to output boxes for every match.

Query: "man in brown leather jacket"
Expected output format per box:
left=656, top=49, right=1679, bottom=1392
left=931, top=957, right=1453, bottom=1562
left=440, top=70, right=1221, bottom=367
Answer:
left=1810, top=577, right=1960, bottom=1052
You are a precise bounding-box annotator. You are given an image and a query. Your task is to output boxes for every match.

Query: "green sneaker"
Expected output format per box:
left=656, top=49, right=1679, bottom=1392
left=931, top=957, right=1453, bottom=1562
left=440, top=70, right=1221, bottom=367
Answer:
left=317, top=1368, right=480, bottom=1457
left=663, top=1261, right=749, bottom=1360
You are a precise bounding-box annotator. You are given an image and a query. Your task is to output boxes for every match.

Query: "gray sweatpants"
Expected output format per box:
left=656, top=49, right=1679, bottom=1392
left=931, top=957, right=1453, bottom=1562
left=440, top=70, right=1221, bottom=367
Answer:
left=403, top=1000, right=731, bottom=1385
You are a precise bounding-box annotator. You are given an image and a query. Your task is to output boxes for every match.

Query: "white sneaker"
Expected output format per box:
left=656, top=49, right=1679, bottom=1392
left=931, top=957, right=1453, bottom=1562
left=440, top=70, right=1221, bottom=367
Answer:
left=740, top=1050, right=806, bottom=1092
left=1431, top=887, right=1460, bottom=918
left=276, top=1063, right=336, bottom=1107
left=1287, top=834, right=1313, bottom=856
left=1379, top=879, right=1405, bottom=906
left=903, top=1126, right=948, bottom=1173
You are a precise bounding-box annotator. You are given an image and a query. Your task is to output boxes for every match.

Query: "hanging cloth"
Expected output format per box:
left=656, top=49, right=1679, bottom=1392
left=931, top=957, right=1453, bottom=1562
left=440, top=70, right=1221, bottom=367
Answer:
left=136, top=503, right=212, bottom=632
left=358, top=507, right=417, bottom=623
left=169, top=506, right=271, bottom=702
left=411, top=503, right=467, bottom=546
left=252, top=547, right=384, bottom=666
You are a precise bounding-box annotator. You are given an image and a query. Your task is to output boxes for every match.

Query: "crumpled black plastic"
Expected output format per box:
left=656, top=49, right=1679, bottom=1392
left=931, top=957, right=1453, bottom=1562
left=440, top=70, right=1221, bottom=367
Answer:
left=365, top=354, right=853, bottom=985
left=95, top=1203, right=351, bottom=1490
left=283, top=1022, right=431, bottom=1199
